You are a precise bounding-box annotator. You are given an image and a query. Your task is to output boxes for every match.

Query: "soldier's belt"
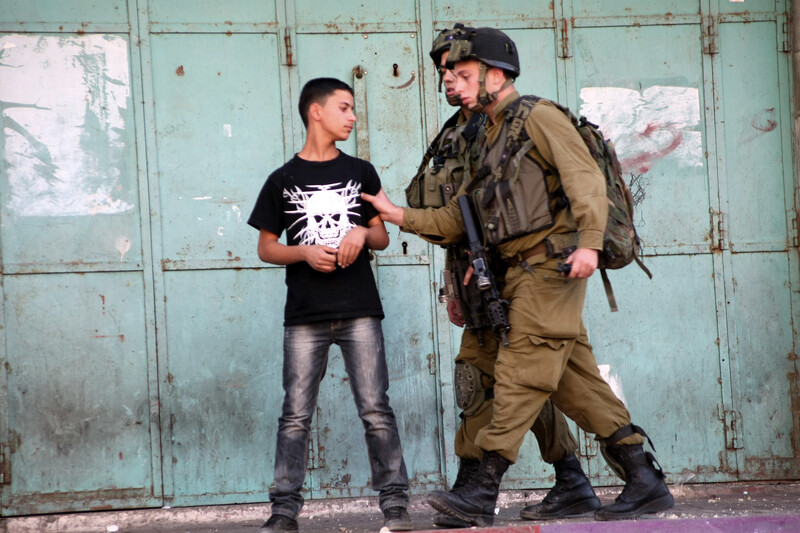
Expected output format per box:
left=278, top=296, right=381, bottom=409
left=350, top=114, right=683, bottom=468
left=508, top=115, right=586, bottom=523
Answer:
left=505, top=242, right=547, bottom=268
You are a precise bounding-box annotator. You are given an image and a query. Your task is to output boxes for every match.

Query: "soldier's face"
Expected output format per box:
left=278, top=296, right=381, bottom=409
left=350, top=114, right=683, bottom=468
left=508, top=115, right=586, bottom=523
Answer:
left=453, top=59, right=481, bottom=110
left=439, top=52, right=457, bottom=94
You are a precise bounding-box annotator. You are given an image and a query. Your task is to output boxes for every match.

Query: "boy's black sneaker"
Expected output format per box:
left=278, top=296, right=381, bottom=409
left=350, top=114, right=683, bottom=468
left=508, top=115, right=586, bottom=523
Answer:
left=258, top=514, right=299, bottom=532
left=383, top=506, right=412, bottom=531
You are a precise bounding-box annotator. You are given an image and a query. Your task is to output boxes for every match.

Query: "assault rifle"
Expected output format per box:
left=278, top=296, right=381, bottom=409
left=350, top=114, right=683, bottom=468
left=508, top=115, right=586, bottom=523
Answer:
left=437, top=184, right=492, bottom=345
left=456, top=195, right=511, bottom=346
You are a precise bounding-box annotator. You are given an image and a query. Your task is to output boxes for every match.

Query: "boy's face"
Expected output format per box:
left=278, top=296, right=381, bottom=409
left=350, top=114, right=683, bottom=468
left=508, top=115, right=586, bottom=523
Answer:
left=315, top=89, right=356, bottom=141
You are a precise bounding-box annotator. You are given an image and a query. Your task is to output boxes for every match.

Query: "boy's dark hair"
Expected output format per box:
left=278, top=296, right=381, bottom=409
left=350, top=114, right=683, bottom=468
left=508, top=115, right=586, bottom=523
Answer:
left=298, top=78, right=354, bottom=128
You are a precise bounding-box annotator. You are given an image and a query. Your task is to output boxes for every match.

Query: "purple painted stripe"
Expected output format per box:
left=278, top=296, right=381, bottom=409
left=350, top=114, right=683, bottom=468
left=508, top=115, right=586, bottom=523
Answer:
left=538, top=515, right=800, bottom=533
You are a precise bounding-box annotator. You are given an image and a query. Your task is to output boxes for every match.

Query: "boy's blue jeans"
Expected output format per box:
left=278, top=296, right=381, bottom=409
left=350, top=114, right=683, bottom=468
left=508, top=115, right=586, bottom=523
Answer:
left=270, top=317, right=409, bottom=518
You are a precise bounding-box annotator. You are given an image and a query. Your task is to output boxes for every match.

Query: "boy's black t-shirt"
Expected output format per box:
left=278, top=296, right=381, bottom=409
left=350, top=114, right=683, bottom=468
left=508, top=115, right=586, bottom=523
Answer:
left=248, top=151, right=384, bottom=326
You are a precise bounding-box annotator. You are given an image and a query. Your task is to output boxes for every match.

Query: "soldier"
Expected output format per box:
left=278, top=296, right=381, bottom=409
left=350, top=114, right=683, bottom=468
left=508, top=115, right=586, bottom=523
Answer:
left=406, top=26, right=604, bottom=528
left=363, top=26, right=674, bottom=527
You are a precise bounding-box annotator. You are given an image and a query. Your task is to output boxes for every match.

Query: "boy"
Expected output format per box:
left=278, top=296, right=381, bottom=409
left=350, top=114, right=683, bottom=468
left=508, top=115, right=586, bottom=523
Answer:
left=248, top=78, right=411, bottom=533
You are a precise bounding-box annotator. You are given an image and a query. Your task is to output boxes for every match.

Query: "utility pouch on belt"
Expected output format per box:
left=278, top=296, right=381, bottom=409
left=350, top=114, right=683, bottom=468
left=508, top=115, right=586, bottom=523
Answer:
left=545, top=232, right=579, bottom=258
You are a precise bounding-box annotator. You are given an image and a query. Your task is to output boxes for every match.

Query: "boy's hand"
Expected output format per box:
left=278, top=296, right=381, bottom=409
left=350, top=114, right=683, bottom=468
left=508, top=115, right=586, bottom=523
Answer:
left=338, top=226, right=367, bottom=268
left=304, top=245, right=338, bottom=272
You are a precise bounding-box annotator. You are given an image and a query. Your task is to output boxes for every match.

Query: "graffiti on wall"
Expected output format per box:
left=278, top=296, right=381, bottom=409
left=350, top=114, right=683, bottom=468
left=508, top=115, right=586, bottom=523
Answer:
left=580, top=85, right=702, bottom=176
left=0, top=34, right=134, bottom=217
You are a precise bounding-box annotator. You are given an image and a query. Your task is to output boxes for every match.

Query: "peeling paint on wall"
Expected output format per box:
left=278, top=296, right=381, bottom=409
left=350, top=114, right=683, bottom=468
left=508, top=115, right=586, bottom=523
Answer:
left=0, top=34, right=134, bottom=217
left=598, top=364, right=627, bottom=405
left=579, top=86, right=702, bottom=175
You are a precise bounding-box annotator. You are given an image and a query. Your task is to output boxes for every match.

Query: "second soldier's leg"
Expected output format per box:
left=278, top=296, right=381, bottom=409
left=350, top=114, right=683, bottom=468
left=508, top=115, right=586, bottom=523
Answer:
left=520, top=399, right=600, bottom=519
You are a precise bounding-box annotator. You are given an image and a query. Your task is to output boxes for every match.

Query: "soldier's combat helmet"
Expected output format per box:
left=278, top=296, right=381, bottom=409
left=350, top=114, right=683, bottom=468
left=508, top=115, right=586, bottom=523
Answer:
left=430, top=23, right=473, bottom=105
left=445, top=26, right=520, bottom=77
left=444, top=26, right=519, bottom=111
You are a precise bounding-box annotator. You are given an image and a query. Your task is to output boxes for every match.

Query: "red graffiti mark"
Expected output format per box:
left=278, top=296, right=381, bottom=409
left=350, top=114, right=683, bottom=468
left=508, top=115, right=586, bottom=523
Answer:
left=621, top=123, right=684, bottom=174
left=90, top=334, right=126, bottom=342
left=752, top=109, right=777, bottom=133
left=740, top=108, right=778, bottom=145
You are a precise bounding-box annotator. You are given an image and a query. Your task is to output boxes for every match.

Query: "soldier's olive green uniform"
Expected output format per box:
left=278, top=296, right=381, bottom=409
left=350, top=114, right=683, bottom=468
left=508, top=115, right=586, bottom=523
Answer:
left=454, top=328, right=578, bottom=462
left=410, top=108, right=579, bottom=463
left=404, top=93, right=644, bottom=463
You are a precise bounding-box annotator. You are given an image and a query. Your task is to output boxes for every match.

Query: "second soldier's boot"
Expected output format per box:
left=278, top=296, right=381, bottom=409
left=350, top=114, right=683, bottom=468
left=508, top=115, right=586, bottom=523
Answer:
left=594, top=442, right=674, bottom=520
left=433, top=458, right=479, bottom=528
left=427, top=450, right=511, bottom=527
left=519, top=453, right=601, bottom=520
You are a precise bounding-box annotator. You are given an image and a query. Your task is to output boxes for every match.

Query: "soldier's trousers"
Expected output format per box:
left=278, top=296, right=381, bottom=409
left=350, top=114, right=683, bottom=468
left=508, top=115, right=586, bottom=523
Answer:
left=475, top=258, right=643, bottom=463
left=454, top=327, right=579, bottom=463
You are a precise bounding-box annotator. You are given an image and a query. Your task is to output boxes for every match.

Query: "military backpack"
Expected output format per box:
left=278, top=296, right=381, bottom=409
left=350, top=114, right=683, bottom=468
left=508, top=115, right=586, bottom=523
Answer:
left=483, top=95, right=652, bottom=311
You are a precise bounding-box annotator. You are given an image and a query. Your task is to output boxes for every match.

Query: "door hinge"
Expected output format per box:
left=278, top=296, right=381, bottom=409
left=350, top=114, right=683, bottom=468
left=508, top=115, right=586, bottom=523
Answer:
left=710, top=209, right=725, bottom=252
left=790, top=211, right=799, bottom=248
left=283, top=28, right=294, bottom=66
left=780, top=14, right=790, bottom=53
left=581, top=431, right=598, bottom=457
left=558, top=18, right=572, bottom=59
left=703, top=15, right=719, bottom=55
left=716, top=404, right=743, bottom=450
left=0, top=443, right=12, bottom=485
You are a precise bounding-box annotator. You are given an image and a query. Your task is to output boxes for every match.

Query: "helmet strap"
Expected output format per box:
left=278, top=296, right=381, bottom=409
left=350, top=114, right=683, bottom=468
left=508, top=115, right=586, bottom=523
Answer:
left=473, top=63, right=513, bottom=112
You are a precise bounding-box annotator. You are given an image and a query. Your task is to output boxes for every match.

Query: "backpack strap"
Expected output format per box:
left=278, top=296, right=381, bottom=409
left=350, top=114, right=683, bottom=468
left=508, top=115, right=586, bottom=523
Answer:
left=414, top=109, right=462, bottom=176
left=471, top=95, right=540, bottom=202
left=600, top=269, right=619, bottom=313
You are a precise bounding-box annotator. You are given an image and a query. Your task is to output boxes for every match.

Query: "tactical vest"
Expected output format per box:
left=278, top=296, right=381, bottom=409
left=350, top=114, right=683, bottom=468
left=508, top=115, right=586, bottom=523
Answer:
left=469, top=99, right=567, bottom=245
left=405, top=111, right=485, bottom=208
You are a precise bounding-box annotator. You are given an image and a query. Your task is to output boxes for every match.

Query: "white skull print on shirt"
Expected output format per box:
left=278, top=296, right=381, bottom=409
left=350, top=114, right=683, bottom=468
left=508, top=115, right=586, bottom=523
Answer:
left=283, top=181, right=361, bottom=248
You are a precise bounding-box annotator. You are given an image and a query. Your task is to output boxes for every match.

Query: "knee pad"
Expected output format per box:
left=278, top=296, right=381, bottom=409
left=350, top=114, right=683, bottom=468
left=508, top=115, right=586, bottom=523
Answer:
left=454, top=361, right=488, bottom=417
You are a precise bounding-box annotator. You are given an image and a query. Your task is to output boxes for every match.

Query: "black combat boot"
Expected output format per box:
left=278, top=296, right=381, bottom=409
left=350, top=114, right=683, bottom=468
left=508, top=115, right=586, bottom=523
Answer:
left=427, top=451, right=511, bottom=527
left=519, top=453, right=601, bottom=520
left=594, top=441, right=674, bottom=520
left=433, top=458, right=480, bottom=528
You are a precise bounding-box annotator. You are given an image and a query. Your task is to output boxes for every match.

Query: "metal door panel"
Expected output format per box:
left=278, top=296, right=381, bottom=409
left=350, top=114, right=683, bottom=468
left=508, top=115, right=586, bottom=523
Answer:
left=584, top=255, right=731, bottom=482
left=149, top=33, right=283, bottom=268
left=147, top=0, right=277, bottom=25
left=715, top=19, right=800, bottom=478
left=724, top=252, right=799, bottom=479
left=162, top=268, right=285, bottom=505
left=1, top=272, right=158, bottom=515
left=433, top=0, right=553, bottom=23
left=377, top=264, right=441, bottom=489
left=0, top=0, right=128, bottom=24
left=718, top=21, right=787, bottom=252
left=0, top=34, right=143, bottom=272
left=718, top=0, right=783, bottom=15
left=571, top=1, right=701, bottom=18
left=572, top=24, right=710, bottom=256
left=294, top=0, right=415, bottom=28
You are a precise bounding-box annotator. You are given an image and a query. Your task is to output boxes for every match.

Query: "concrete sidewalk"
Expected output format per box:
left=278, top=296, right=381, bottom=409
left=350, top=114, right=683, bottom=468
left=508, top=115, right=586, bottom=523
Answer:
left=2, top=481, right=798, bottom=533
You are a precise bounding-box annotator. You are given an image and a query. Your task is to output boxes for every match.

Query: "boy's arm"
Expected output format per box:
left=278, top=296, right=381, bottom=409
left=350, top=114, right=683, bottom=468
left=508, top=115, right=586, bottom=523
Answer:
left=257, top=229, right=338, bottom=273
left=336, top=215, right=389, bottom=268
